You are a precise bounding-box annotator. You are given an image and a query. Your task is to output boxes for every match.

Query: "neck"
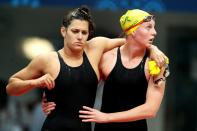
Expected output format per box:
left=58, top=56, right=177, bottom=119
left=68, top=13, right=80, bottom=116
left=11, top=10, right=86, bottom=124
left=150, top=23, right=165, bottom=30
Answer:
left=61, top=47, right=83, bottom=60
left=121, top=41, right=146, bottom=59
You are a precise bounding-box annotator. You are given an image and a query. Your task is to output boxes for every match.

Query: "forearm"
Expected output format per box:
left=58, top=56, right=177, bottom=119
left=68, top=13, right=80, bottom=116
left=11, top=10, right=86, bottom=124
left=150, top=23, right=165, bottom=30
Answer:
left=106, top=104, right=156, bottom=123
left=6, top=77, right=35, bottom=96
left=104, top=38, right=125, bottom=52
left=147, top=45, right=167, bottom=67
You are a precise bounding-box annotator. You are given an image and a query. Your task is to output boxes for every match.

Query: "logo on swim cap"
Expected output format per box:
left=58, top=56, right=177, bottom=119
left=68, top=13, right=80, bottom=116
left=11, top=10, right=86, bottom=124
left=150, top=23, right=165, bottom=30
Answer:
left=120, top=9, right=150, bottom=35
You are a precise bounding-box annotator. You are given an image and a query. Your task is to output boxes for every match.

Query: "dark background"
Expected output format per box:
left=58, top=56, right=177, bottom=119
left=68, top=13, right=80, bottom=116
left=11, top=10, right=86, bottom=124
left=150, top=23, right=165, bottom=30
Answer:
left=0, top=0, right=197, bottom=131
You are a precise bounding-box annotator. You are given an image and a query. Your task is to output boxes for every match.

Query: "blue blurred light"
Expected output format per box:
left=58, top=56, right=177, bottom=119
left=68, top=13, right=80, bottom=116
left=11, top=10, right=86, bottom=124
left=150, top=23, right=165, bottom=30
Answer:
left=0, top=0, right=196, bottom=12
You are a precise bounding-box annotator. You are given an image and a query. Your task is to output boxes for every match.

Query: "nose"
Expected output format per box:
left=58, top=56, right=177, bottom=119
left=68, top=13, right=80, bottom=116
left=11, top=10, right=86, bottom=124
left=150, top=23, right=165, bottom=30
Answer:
left=152, top=28, right=157, bottom=36
left=77, top=32, right=83, bottom=40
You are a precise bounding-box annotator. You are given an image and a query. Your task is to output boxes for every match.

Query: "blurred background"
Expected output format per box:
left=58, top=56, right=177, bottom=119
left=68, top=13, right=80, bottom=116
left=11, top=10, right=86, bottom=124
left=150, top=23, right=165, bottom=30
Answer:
left=0, top=0, right=197, bottom=131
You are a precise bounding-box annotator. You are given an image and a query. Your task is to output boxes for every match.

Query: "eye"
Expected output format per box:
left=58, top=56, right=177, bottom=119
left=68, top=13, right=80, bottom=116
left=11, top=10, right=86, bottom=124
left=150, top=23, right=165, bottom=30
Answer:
left=72, top=29, right=79, bottom=34
left=82, top=31, right=88, bottom=35
left=146, top=25, right=152, bottom=30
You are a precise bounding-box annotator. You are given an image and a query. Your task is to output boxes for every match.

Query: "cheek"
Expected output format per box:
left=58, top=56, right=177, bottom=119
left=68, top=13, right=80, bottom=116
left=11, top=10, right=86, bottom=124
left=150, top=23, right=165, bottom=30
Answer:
left=83, top=35, right=89, bottom=41
left=138, top=30, right=149, bottom=40
left=67, top=33, right=76, bottom=41
left=138, top=29, right=148, bottom=36
left=134, top=32, right=149, bottom=44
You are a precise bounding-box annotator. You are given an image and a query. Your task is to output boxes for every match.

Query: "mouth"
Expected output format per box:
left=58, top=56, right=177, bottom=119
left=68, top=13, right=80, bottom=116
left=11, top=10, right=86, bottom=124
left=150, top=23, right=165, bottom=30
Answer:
left=75, top=42, right=83, bottom=46
left=148, top=38, right=154, bottom=44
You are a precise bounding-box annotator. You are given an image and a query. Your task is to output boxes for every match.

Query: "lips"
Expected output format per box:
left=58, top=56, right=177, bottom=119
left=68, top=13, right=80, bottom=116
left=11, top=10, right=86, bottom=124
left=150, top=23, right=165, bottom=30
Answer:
left=75, top=42, right=83, bottom=46
left=149, top=38, right=154, bottom=43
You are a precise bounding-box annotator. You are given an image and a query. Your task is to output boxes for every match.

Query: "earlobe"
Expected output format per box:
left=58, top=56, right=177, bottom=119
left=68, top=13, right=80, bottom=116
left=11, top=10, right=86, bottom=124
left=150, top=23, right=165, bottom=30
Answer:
left=61, top=27, right=66, bottom=37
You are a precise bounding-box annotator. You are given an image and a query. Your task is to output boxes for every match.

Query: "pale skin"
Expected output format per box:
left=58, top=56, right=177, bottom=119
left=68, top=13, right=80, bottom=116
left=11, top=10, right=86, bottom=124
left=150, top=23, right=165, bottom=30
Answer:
left=78, top=19, right=166, bottom=123
left=6, top=19, right=165, bottom=96
left=42, top=18, right=167, bottom=123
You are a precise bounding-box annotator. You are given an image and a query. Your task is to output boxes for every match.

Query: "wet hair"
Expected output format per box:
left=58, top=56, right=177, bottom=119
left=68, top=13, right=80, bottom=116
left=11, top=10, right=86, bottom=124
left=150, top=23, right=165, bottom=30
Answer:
left=62, top=5, right=95, bottom=37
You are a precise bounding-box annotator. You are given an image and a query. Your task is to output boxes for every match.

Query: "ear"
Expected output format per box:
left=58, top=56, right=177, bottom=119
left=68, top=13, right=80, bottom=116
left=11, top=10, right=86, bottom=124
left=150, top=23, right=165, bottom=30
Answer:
left=131, top=29, right=140, bottom=39
left=60, top=26, right=66, bottom=37
left=131, top=30, right=136, bottom=36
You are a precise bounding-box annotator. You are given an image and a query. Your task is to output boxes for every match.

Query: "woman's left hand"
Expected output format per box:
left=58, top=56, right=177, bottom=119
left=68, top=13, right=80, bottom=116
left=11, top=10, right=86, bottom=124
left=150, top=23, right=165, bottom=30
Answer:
left=79, top=106, right=109, bottom=123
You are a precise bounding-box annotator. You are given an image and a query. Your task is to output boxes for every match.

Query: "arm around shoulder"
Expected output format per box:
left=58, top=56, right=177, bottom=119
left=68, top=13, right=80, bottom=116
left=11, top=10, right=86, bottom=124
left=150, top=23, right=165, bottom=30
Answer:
left=88, top=37, right=125, bottom=53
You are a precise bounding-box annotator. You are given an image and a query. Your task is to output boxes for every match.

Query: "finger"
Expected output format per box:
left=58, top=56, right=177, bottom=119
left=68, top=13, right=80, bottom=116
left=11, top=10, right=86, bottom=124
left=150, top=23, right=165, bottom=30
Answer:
left=82, top=106, right=94, bottom=111
left=45, top=102, right=56, bottom=107
left=45, top=78, right=53, bottom=90
left=51, top=79, right=55, bottom=88
left=46, top=74, right=55, bottom=88
left=79, top=110, right=93, bottom=115
left=82, top=119, right=96, bottom=122
left=44, top=106, right=55, bottom=113
left=43, top=102, right=56, bottom=108
left=43, top=104, right=55, bottom=114
left=47, top=75, right=55, bottom=89
left=79, top=115, right=94, bottom=119
left=48, top=75, right=55, bottom=88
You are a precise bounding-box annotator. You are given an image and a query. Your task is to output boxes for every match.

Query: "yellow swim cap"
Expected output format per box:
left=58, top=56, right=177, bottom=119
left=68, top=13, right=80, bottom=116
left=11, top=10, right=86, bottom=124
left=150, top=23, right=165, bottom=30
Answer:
left=120, top=9, right=151, bottom=35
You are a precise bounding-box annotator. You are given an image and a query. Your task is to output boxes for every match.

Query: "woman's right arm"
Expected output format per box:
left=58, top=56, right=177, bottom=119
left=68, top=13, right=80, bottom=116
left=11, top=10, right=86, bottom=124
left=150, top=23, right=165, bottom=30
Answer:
left=6, top=54, right=55, bottom=96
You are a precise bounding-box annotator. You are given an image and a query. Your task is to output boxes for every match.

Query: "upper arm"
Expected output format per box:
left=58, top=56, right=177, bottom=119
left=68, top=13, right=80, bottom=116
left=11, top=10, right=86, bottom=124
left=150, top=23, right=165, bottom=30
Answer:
left=11, top=54, right=48, bottom=80
left=88, top=37, right=125, bottom=53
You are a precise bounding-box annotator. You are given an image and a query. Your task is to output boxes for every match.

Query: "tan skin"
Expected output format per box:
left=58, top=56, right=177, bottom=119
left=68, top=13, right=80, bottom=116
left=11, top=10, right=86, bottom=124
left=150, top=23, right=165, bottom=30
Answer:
left=6, top=19, right=127, bottom=96
left=42, top=19, right=167, bottom=123
left=6, top=17, right=166, bottom=122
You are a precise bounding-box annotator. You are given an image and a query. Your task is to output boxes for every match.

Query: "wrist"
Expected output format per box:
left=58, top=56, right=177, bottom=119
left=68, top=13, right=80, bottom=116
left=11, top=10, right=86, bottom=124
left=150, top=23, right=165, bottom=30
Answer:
left=154, top=77, right=166, bottom=84
left=105, top=113, right=111, bottom=123
left=27, top=80, right=36, bottom=89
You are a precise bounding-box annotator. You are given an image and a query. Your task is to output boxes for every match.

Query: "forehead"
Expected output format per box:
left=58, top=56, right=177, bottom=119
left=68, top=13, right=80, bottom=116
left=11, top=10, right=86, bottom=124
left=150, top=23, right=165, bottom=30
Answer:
left=69, top=19, right=89, bottom=30
left=141, top=19, right=155, bottom=26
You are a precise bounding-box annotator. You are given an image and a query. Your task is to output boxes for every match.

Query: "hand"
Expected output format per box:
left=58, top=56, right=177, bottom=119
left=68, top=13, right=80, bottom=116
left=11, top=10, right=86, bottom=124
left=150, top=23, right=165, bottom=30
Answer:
left=79, top=106, right=109, bottom=123
left=32, top=73, right=55, bottom=90
left=148, top=60, right=161, bottom=76
left=42, top=93, right=56, bottom=115
left=149, top=45, right=168, bottom=67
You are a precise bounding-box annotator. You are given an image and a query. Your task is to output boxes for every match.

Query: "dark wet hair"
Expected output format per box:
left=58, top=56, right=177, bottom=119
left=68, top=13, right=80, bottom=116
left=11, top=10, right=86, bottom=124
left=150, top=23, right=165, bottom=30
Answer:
left=62, top=5, right=95, bottom=37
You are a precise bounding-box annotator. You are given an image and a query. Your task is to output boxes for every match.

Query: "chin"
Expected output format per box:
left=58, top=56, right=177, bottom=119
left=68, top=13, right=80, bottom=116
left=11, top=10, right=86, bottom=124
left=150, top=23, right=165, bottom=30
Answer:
left=73, top=46, right=83, bottom=52
left=146, top=43, right=152, bottom=47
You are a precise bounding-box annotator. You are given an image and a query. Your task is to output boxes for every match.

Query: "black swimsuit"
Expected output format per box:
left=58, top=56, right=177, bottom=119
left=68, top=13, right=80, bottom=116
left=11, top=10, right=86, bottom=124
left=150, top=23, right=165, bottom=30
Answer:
left=42, top=52, right=98, bottom=131
left=95, top=48, right=148, bottom=131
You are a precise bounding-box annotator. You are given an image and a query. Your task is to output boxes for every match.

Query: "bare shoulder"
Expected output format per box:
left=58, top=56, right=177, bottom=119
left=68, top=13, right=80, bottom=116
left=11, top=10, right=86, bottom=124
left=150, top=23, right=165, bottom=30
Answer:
left=28, top=51, right=58, bottom=69
left=35, top=51, right=58, bottom=62
left=102, top=48, right=117, bottom=59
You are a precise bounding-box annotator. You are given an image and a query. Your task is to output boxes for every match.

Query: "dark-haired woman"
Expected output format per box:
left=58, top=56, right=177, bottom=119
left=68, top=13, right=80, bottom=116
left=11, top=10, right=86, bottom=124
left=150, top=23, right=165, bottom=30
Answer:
left=6, top=6, right=126, bottom=131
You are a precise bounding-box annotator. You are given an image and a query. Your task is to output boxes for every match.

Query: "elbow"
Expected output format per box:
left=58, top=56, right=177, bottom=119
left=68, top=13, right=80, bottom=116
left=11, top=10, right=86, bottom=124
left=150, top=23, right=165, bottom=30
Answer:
left=144, top=105, right=158, bottom=119
left=146, top=111, right=157, bottom=119
left=6, top=85, right=13, bottom=96
left=6, top=78, right=20, bottom=96
left=6, top=83, right=21, bottom=96
left=6, top=85, right=15, bottom=96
